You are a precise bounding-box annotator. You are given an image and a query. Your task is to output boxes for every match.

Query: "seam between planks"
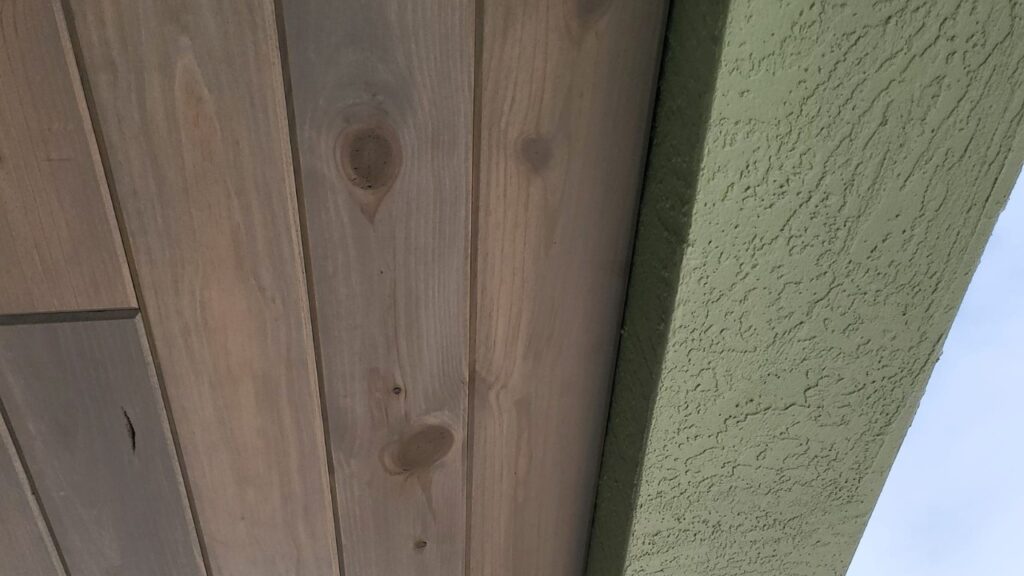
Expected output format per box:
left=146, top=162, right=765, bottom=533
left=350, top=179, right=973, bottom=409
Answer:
left=465, top=0, right=485, bottom=574
left=0, top=308, right=138, bottom=327
left=578, top=2, right=677, bottom=573
left=53, top=1, right=214, bottom=575
left=46, top=0, right=136, bottom=309
left=0, top=394, right=70, bottom=576
left=270, top=2, right=347, bottom=575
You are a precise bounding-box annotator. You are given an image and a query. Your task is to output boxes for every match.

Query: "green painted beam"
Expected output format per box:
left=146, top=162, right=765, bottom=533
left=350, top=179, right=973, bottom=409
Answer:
left=589, top=1, right=1024, bottom=575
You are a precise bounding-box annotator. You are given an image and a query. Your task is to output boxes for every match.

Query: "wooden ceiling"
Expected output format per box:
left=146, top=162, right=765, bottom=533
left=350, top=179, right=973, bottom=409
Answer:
left=0, top=1, right=666, bottom=575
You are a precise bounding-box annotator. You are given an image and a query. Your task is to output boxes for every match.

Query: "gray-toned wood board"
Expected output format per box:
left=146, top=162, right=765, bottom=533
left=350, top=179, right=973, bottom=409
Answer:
left=0, top=317, right=204, bottom=576
left=281, top=0, right=473, bottom=573
left=0, top=406, right=64, bottom=576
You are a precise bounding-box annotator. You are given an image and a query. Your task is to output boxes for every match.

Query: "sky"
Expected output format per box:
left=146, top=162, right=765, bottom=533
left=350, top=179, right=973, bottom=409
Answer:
left=846, top=171, right=1024, bottom=575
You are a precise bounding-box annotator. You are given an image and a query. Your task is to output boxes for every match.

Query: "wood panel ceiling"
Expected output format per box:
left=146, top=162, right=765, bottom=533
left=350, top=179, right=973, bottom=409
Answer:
left=0, top=1, right=667, bottom=574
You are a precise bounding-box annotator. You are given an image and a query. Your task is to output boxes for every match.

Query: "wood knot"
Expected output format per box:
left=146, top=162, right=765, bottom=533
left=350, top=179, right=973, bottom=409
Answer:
left=341, top=127, right=397, bottom=190
left=576, top=0, right=612, bottom=27
left=335, top=110, right=401, bottom=222
left=519, top=135, right=552, bottom=173
left=382, top=423, right=454, bottom=475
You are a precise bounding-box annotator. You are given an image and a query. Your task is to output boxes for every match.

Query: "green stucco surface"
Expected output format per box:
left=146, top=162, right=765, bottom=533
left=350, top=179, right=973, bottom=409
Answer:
left=588, top=1, right=1024, bottom=575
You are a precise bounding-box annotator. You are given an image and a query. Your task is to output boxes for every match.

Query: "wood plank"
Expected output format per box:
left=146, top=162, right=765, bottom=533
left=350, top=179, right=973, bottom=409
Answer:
left=471, top=1, right=668, bottom=574
left=62, top=2, right=339, bottom=575
left=280, top=1, right=472, bottom=574
left=0, top=407, right=64, bottom=576
left=0, top=317, right=204, bottom=576
left=0, top=0, right=135, bottom=315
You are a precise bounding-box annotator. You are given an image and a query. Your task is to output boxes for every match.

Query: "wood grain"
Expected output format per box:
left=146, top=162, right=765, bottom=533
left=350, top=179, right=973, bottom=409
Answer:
left=280, top=0, right=473, bottom=573
left=471, top=1, right=667, bottom=574
left=0, top=318, right=203, bottom=576
left=0, top=0, right=135, bottom=316
left=62, top=2, right=339, bottom=575
left=0, top=406, right=64, bottom=576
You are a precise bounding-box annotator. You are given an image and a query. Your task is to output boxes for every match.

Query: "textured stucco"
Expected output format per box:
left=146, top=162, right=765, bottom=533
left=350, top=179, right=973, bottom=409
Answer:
left=589, top=1, right=1024, bottom=575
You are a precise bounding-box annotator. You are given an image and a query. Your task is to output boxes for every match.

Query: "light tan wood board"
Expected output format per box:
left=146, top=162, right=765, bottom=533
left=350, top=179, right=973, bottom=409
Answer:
left=0, top=317, right=204, bottom=576
left=62, top=2, right=339, bottom=574
left=280, top=0, right=473, bottom=573
left=0, top=405, right=64, bottom=576
left=0, top=0, right=135, bottom=316
left=471, top=1, right=668, bottom=574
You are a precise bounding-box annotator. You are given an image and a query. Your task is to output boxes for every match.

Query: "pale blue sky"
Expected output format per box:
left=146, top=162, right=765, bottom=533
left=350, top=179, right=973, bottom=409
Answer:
left=847, top=170, right=1024, bottom=575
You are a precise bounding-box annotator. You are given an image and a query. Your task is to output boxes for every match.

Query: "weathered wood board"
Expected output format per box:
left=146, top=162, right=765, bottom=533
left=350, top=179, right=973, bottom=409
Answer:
left=471, top=1, right=668, bottom=574
left=281, top=0, right=473, bottom=573
left=0, top=317, right=204, bottom=576
left=0, top=0, right=135, bottom=316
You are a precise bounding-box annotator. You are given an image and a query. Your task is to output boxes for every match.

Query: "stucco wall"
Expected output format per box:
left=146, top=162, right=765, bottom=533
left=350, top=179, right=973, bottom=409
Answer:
left=589, top=1, right=1024, bottom=574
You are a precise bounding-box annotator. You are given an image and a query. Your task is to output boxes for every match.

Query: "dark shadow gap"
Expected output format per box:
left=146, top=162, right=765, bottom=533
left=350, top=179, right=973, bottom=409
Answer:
left=584, top=1, right=733, bottom=574
left=0, top=308, right=137, bottom=327
left=271, top=2, right=347, bottom=575
left=465, top=0, right=485, bottom=574
left=0, top=394, right=70, bottom=575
